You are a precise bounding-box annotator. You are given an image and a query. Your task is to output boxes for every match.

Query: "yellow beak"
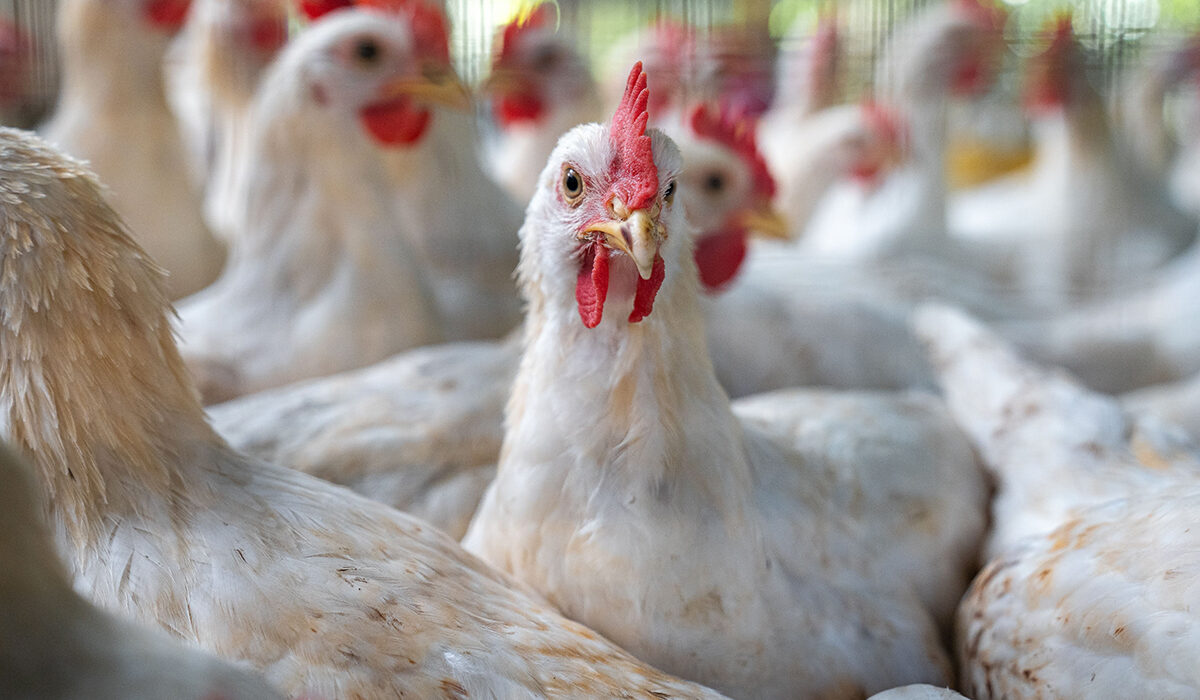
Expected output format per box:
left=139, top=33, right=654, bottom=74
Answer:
left=737, top=202, right=791, bottom=240
left=585, top=206, right=661, bottom=280
left=381, top=67, right=472, bottom=111
left=480, top=67, right=525, bottom=95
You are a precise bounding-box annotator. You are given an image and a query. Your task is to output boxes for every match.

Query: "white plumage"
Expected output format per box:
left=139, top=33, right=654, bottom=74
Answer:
left=464, top=67, right=959, bottom=698
left=176, top=10, right=444, bottom=403
left=0, top=125, right=728, bottom=700
left=0, top=443, right=284, bottom=700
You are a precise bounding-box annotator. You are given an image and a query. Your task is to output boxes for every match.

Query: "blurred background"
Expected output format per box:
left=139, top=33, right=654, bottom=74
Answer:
left=3, top=0, right=1200, bottom=129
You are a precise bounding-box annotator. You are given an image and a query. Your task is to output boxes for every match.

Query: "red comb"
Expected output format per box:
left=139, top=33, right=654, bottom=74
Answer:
left=688, top=102, right=775, bottom=200
left=144, top=0, right=192, bottom=32
left=297, top=0, right=353, bottom=21
left=609, top=62, right=658, bottom=212
left=498, top=5, right=554, bottom=62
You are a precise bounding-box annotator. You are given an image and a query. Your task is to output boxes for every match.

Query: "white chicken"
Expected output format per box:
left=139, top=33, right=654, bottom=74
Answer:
left=353, top=1, right=526, bottom=342
left=797, top=0, right=1004, bottom=262
left=204, top=90, right=956, bottom=545
left=484, top=4, right=603, bottom=204
left=463, top=63, right=958, bottom=698
left=165, top=0, right=290, bottom=243
left=997, top=241, right=1200, bottom=394
left=0, top=125, right=728, bottom=699
left=950, top=18, right=1197, bottom=307
left=915, top=304, right=1200, bottom=559
left=209, top=337, right=518, bottom=539
left=0, top=443, right=284, bottom=700
left=175, top=8, right=448, bottom=404
left=913, top=306, right=1200, bottom=698
left=40, top=0, right=225, bottom=300
left=670, top=102, right=932, bottom=395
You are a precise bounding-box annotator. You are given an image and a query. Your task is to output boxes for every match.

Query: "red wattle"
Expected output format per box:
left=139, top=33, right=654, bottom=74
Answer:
left=360, top=98, right=431, bottom=146
left=693, top=229, right=747, bottom=293
left=496, top=93, right=545, bottom=126
left=144, top=0, right=191, bottom=33
left=576, top=243, right=610, bottom=328
left=629, top=255, right=666, bottom=323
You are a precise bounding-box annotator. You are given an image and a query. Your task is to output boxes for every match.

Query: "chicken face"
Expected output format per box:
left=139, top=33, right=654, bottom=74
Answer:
left=298, top=8, right=467, bottom=146
left=677, top=103, right=784, bottom=292
left=486, top=5, right=592, bottom=128
left=525, top=63, right=685, bottom=329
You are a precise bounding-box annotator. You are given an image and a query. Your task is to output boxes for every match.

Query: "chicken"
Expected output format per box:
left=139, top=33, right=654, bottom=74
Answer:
left=209, top=337, right=518, bottom=539
left=165, top=0, right=290, bottom=242
left=760, top=99, right=906, bottom=243
left=797, top=0, right=1004, bottom=262
left=0, top=125, right=729, bottom=699
left=483, top=4, right=603, bottom=204
left=175, top=8, right=448, bottom=404
left=463, top=63, right=955, bottom=698
left=203, top=91, right=944, bottom=540
left=913, top=306, right=1200, bottom=698
left=40, top=0, right=224, bottom=300
left=996, top=242, right=1200, bottom=394
left=914, top=304, right=1200, bottom=559
left=346, top=1, right=525, bottom=343
left=959, top=487, right=1200, bottom=698
left=0, top=443, right=284, bottom=700
left=671, top=102, right=932, bottom=395
left=950, top=18, right=1197, bottom=307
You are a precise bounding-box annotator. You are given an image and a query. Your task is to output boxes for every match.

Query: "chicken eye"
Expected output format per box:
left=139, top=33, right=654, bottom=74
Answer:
left=561, top=166, right=584, bottom=204
left=355, top=38, right=381, bottom=64
left=664, top=179, right=677, bottom=205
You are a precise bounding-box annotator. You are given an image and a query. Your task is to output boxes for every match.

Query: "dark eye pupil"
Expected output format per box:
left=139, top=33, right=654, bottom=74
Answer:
left=665, top=181, right=676, bottom=198
left=356, top=40, right=379, bottom=62
left=565, top=170, right=580, bottom=193
left=704, top=174, right=723, bottom=193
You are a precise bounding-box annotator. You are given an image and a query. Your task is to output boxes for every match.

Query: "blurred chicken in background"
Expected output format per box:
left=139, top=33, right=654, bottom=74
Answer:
left=39, top=0, right=226, bottom=300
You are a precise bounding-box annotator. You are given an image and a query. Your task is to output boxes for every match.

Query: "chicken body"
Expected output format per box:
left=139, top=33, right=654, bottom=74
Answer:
left=0, top=444, right=284, bottom=700
left=916, top=305, right=1200, bottom=559
left=914, top=306, right=1200, bottom=698
left=0, top=125, right=727, bottom=699
left=40, top=0, right=224, bottom=300
left=176, top=10, right=443, bottom=403
left=464, top=68, right=954, bottom=698
left=209, top=337, right=518, bottom=538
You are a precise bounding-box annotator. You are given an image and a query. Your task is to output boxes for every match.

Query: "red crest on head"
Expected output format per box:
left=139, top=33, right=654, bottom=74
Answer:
left=688, top=102, right=775, bottom=200
left=498, top=4, right=554, bottom=63
left=297, top=0, right=354, bottom=21
left=609, top=62, right=659, bottom=212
